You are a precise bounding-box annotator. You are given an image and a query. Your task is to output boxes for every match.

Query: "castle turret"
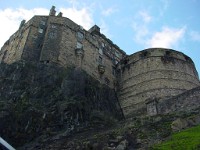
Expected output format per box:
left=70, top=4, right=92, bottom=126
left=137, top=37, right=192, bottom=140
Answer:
left=57, top=12, right=63, bottom=17
left=118, top=48, right=200, bottom=118
left=89, top=25, right=100, bottom=34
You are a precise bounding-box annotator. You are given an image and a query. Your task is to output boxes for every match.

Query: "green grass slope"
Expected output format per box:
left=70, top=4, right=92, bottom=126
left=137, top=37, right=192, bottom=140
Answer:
left=153, top=124, right=200, bottom=150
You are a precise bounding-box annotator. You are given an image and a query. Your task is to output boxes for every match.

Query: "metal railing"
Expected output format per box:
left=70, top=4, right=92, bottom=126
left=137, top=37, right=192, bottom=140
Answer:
left=0, top=137, right=15, bottom=150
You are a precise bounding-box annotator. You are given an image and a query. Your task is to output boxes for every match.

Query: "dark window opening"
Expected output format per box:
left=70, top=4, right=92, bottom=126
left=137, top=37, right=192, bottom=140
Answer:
left=140, top=51, right=149, bottom=58
left=166, top=51, right=171, bottom=56
left=112, top=66, right=116, bottom=76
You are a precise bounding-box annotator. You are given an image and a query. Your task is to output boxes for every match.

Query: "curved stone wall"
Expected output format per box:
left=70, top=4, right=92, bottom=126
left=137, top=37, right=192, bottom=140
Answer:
left=118, top=48, right=200, bottom=118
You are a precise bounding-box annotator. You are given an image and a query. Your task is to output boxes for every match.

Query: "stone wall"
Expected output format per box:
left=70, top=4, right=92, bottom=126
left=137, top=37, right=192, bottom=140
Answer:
left=0, top=12, right=126, bottom=88
left=157, top=86, right=200, bottom=114
left=0, top=19, right=31, bottom=63
left=39, top=15, right=125, bottom=88
left=118, top=48, right=200, bottom=118
left=22, top=16, right=48, bottom=62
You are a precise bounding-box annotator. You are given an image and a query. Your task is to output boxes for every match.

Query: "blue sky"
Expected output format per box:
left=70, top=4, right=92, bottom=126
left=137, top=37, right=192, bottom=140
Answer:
left=0, top=0, right=200, bottom=76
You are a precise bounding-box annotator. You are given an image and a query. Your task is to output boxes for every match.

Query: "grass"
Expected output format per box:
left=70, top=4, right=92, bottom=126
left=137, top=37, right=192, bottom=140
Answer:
left=153, top=124, right=200, bottom=150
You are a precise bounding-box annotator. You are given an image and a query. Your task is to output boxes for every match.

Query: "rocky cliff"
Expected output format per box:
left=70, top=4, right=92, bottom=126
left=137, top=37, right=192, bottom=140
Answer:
left=0, top=61, right=123, bottom=148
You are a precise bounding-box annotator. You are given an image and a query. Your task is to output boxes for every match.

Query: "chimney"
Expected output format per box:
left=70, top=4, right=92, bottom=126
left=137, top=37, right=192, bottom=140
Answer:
left=57, top=12, right=63, bottom=17
left=49, top=6, right=56, bottom=16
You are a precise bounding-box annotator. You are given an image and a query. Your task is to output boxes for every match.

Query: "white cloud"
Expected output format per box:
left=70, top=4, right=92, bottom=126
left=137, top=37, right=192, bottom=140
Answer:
left=102, top=7, right=118, bottom=16
left=147, top=27, right=186, bottom=48
left=131, top=10, right=152, bottom=44
left=160, top=0, right=170, bottom=16
left=132, top=22, right=149, bottom=44
left=139, top=11, right=152, bottom=23
left=0, top=8, right=49, bottom=48
left=67, top=0, right=78, bottom=5
left=60, top=7, right=94, bottom=30
left=189, top=31, right=200, bottom=42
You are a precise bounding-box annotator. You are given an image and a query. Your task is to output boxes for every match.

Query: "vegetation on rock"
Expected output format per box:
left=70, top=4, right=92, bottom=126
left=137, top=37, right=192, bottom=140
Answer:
left=152, top=124, right=200, bottom=150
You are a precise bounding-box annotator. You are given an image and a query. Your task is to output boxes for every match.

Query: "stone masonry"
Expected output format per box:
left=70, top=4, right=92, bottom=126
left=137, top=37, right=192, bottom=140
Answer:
left=0, top=6, right=125, bottom=89
left=117, top=48, right=200, bottom=117
left=0, top=6, right=200, bottom=118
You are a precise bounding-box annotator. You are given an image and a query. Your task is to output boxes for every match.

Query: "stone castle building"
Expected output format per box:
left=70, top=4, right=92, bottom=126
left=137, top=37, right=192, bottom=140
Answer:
left=0, top=6, right=200, bottom=118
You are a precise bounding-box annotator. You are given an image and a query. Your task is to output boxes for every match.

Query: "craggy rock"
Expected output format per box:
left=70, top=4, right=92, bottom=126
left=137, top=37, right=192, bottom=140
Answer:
left=171, top=118, right=188, bottom=132
left=0, top=61, right=124, bottom=148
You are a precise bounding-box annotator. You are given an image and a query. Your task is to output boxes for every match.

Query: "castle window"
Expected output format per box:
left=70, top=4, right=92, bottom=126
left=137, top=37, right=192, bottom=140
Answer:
left=102, top=42, right=105, bottom=47
left=76, top=42, right=83, bottom=49
left=99, top=48, right=103, bottom=55
left=112, top=66, right=116, bottom=76
left=38, top=28, right=43, bottom=33
left=49, top=32, right=57, bottom=39
left=51, top=25, right=56, bottom=28
left=40, top=20, right=46, bottom=26
left=115, top=51, right=120, bottom=58
left=77, top=32, right=84, bottom=41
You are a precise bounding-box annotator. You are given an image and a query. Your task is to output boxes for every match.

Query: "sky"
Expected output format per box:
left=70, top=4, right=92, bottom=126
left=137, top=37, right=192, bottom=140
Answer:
left=0, top=0, right=200, bottom=77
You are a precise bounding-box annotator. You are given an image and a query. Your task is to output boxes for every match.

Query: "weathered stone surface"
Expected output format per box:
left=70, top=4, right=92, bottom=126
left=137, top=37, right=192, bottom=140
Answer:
left=157, top=86, right=200, bottom=114
left=118, top=48, right=200, bottom=117
left=171, top=118, right=188, bottom=132
left=0, top=10, right=125, bottom=88
left=0, top=61, right=123, bottom=148
left=115, top=140, right=128, bottom=150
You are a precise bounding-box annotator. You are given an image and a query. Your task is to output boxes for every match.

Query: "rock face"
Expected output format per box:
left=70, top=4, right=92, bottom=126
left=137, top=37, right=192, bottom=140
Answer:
left=0, top=61, right=123, bottom=148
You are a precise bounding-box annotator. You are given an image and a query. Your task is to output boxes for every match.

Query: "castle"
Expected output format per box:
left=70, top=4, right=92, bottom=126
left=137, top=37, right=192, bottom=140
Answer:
left=0, top=6, right=200, bottom=118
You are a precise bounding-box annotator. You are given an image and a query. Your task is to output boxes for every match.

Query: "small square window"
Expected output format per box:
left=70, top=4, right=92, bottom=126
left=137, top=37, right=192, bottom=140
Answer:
left=38, top=28, right=43, bottom=33
left=99, top=48, right=103, bottom=55
left=76, top=42, right=83, bottom=49
left=77, top=32, right=84, bottom=42
left=115, top=51, right=120, bottom=58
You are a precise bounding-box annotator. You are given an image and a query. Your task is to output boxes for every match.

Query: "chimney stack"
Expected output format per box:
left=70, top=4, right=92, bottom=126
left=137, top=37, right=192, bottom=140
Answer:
left=49, top=6, right=56, bottom=16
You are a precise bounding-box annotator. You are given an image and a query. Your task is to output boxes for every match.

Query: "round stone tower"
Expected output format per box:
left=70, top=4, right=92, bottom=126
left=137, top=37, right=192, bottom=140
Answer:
left=118, top=48, right=200, bottom=118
